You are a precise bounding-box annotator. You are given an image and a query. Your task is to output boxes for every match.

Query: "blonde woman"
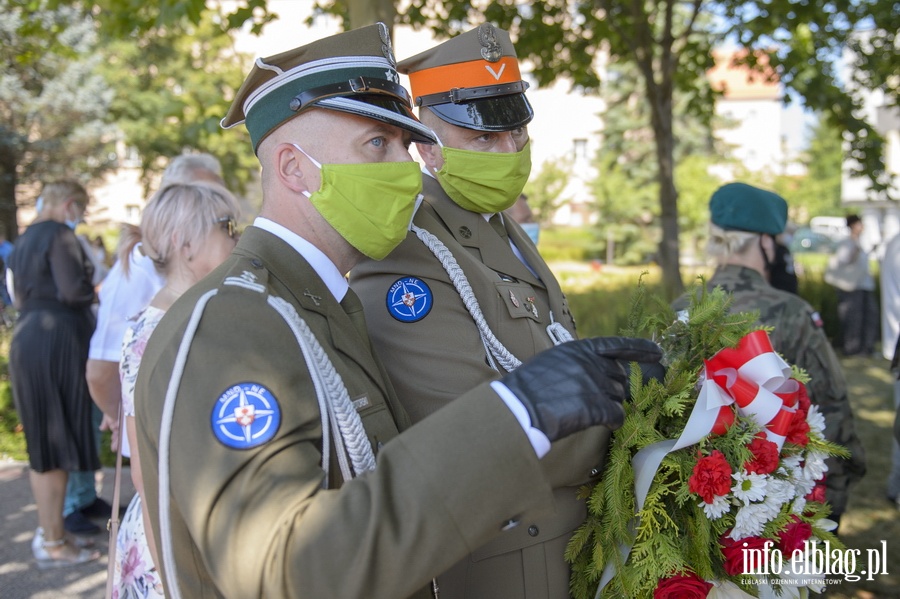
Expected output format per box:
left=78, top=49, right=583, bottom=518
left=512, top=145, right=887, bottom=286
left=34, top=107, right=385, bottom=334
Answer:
left=112, top=182, right=240, bottom=597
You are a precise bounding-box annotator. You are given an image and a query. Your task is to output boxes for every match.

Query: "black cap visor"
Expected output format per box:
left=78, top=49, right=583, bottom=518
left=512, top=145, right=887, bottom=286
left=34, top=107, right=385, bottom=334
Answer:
left=429, top=93, right=533, bottom=132
left=314, top=95, right=437, bottom=144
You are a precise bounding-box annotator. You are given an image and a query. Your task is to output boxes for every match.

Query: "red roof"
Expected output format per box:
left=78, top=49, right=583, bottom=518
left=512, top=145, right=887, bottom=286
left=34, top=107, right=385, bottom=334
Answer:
left=708, top=50, right=781, bottom=100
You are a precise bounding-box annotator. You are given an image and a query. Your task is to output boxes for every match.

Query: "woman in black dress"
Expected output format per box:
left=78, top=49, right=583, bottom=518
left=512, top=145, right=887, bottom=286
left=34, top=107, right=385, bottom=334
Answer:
left=7, top=180, right=100, bottom=568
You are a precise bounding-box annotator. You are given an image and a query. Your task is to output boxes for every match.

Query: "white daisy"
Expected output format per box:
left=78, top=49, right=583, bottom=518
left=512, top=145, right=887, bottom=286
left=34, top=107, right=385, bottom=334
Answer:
left=700, top=493, right=731, bottom=520
left=791, top=496, right=807, bottom=515
left=766, top=477, right=796, bottom=504
left=806, top=405, right=826, bottom=436
left=760, top=493, right=786, bottom=520
left=803, top=451, right=829, bottom=482
left=729, top=502, right=771, bottom=540
left=732, top=471, right=768, bottom=505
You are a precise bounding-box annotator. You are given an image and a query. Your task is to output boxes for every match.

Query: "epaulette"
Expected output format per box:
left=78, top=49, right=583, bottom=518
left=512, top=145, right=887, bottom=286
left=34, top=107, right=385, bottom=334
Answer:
left=216, top=256, right=270, bottom=296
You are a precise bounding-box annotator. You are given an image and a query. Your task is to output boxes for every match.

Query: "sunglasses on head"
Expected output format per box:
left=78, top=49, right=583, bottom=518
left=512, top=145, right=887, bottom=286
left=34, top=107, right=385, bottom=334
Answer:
left=216, top=216, right=238, bottom=238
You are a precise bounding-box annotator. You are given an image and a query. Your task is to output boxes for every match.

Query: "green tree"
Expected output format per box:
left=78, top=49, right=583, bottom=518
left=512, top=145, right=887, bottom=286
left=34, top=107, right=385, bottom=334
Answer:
left=524, top=158, right=571, bottom=226
left=591, top=59, right=727, bottom=266
left=96, top=12, right=259, bottom=195
left=775, top=118, right=844, bottom=223
left=0, top=0, right=116, bottom=239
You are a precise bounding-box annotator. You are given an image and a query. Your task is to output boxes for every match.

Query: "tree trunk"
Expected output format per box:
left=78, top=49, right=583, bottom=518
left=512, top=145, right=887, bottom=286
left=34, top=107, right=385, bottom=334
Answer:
left=0, top=146, right=20, bottom=243
left=347, top=0, right=397, bottom=32
left=649, top=95, right=684, bottom=299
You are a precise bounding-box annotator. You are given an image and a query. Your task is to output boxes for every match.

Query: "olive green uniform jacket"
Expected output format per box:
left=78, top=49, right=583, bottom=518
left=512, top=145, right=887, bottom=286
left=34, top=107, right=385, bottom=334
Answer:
left=135, top=226, right=557, bottom=599
left=673, top=265, right=867, bottom=515
left=350, top=177, right=609, bottom=599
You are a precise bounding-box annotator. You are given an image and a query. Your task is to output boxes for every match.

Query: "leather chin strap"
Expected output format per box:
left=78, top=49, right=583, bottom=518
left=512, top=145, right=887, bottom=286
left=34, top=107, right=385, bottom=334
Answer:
left=289, top=77, right=411, bottom=112
left=759, top=234, right=774, bottom=272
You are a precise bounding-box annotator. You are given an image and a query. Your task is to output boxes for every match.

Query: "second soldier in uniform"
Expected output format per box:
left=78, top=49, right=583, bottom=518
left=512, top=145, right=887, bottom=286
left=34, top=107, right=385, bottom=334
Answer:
left=351, top=24, right=606, bottom=598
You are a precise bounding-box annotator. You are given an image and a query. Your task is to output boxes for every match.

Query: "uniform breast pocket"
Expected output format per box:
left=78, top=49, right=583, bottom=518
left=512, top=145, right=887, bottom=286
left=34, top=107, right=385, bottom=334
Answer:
left=494, top=281, right=541, bottom=322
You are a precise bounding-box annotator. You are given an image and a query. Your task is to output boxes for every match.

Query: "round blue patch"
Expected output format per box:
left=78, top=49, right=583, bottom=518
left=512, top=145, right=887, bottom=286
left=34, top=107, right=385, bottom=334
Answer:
left=386, top=276, right=433, bottom=323
left=210, top=383, right=281, bottom=450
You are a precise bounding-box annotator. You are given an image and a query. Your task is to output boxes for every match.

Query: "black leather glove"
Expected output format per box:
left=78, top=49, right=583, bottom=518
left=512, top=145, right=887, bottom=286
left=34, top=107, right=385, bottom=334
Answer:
left=500, top=337, right=663, bottom=443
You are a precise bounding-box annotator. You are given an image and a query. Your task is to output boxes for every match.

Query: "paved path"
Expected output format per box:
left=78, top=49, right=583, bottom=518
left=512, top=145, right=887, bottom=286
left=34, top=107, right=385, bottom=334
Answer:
left=0, top=460, right=134, bottom=599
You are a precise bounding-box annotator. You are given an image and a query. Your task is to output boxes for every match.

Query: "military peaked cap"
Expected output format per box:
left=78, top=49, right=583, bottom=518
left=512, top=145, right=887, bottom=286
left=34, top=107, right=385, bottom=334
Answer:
left=398, top=23, right=533, bottom=132
left=709, top=182, right=788, bottom=236
left=222, top=23, right=437, bottom=151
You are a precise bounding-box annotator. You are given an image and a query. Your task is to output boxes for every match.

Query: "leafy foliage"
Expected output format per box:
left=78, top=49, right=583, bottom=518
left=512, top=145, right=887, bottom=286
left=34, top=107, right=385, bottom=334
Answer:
left=95, top=11, right=259, bottom=196
left=0, top=0, right=117, bottom=238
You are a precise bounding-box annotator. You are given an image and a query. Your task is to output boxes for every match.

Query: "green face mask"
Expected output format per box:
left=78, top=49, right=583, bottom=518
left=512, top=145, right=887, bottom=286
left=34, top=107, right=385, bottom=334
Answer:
left=295, top=144, right=422, bottom=260
left=435, top=140, right=532, bottom=213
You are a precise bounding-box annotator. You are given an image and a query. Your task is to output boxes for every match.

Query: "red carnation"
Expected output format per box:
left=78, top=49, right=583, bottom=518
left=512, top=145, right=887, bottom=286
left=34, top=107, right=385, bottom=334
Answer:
left=786, top=409, right=811, bottom=446
left=654, top=572, right=713, bottom=599
left=720, top=534, right=770, bottom=576
left=744, top=435, right=780, bottom=475
left=778, top=515, right=813, bottom=554
left=688, top=450, right=733, bottom=503
left=804, top=481, right=826, bottom=504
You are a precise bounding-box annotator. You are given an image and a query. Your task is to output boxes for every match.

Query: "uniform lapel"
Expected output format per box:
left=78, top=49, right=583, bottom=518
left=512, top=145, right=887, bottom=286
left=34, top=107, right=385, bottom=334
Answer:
left=422, top=177, right=542, bottom=286
left=239, top=228, right=391, bottom=400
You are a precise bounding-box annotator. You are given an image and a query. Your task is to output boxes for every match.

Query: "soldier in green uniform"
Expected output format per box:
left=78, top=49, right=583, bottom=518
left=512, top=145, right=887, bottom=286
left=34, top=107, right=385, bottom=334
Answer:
left=134, top=24, right=662, bottom=599
left=673, top=182, right=867, bottom=528
left=350, top=24, right=602, bottom=598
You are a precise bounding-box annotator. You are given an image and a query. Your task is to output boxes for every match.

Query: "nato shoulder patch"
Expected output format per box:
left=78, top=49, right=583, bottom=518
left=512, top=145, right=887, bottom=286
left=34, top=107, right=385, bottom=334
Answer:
left=386, top=276, right=433, bottom=323
left=211, top=383, right=281, bottom=449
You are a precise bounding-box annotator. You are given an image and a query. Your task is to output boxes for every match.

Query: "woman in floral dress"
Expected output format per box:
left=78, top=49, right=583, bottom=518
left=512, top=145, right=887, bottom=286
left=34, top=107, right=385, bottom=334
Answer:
left=112, top=182, right=240, bottom=598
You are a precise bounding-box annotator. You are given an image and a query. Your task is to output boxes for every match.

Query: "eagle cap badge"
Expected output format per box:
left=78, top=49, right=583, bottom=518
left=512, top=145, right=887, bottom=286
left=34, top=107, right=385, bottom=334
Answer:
left=478, top=23, right=502, bottom=63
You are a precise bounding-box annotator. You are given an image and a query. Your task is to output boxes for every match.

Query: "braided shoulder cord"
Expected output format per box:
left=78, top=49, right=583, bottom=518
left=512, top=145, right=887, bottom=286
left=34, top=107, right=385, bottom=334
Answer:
left=268, top=296, right=377, bottom=481
left=411, top=224, right=522, bottom=373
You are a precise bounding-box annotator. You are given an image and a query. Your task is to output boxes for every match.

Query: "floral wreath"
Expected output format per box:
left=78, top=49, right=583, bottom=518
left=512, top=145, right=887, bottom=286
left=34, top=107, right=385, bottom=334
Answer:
left=568, top=281, right=848, bottom=599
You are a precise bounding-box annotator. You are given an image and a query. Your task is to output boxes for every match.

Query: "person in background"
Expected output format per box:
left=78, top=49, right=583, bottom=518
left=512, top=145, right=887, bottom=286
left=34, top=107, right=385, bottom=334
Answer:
left=673, top=182, right=867, bottom=530
left=0, top=223, right=15, bottom=308
left=80, top=153, right=226, bottom=537
left=826, top=214, right=879, bottom=356
left=769, top=226, right=799, bottom=295
left=112, top=181, right=241, bottom=598
left=880, top=232, right=900, bottom=506
left=350, top=25, right=603, bottom=598
left=508, top=193, right=541, bottom=246
left=7, top=179, right=101, bottom=568
left=133, top=24, right=660, bottom=598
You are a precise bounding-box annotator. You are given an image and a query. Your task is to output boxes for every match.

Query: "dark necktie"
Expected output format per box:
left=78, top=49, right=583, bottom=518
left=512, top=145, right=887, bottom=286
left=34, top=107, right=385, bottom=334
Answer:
left=340, top=288, right=370, bottom=344
left=489, top=213, right=510, bottom=244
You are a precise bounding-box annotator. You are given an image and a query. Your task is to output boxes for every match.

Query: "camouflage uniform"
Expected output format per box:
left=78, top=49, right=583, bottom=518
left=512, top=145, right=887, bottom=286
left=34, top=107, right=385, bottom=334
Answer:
left=674, top=264, right=867, bottom=517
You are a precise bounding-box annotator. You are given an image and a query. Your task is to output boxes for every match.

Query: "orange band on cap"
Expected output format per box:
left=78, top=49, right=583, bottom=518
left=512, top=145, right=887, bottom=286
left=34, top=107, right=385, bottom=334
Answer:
left=409, top=57, right=522, bottom=100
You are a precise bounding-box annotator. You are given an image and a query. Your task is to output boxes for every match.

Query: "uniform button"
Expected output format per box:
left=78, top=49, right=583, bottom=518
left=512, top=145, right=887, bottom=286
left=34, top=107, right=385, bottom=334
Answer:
left=500, top=518, right=520, bottom=531
left=250, top=259, right=263, bottom=268
left=528, top=525, right=539, bottom=537
left=590, top=468, right=600, bottom=477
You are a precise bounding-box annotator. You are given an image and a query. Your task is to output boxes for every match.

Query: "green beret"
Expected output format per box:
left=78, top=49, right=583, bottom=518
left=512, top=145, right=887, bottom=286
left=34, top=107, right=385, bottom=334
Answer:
left=221, top=23, right=436, bottom=152
left=709, top=182, right=787, bottom=235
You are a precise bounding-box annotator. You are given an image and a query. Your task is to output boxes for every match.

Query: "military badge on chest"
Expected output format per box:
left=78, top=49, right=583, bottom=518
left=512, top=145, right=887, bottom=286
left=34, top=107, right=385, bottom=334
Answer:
left=386, top=276, right=433, bottom=323
left=211, top=383, right=282, bottom=449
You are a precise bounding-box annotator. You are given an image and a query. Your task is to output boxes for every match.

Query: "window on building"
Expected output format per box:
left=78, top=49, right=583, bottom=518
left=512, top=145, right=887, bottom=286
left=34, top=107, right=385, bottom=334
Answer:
left=573, top=138, right=588, bottom=161
left=125, top=204, right=141, bottom=222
